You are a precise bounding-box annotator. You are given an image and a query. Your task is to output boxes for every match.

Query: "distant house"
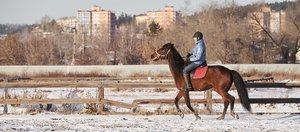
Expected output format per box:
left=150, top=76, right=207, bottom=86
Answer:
left=31, top=26, right=52, bottom=38
left=56, top=17, right=77, bottom=33
left=135, top=14, right=147, bottom=25
left=296, top=52, right=300, bottom=63
left=0, top=34, right=7, bottom=40
left=106, top=51, right=119, bottom=65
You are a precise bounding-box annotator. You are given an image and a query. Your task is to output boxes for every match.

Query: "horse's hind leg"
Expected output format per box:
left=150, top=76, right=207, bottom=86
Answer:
left=229, top=95, right=239, bottom=119
left=217, top=93, right=230, bottom=120
left=183, top=91, right=201, bottom=120
left=175, top=90, right=185, bottom=118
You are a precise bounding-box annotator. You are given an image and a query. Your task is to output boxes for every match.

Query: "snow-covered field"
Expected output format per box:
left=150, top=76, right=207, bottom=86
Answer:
left=0, top=79, right=300, bottom=131
left=1, top=113, right=300, bottom=131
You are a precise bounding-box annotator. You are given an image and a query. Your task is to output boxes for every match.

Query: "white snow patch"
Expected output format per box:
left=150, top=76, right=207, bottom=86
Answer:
left=0, top=113, right=300, bottom=131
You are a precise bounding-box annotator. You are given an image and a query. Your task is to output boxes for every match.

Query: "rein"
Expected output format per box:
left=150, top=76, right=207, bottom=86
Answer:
left=153, top=48, right=171, bottom=60
left=153, top=47, right=186, bottom=64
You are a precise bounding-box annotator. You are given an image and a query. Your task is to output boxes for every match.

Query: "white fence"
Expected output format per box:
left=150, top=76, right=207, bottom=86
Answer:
left=0, top=64, right=299, bottom=77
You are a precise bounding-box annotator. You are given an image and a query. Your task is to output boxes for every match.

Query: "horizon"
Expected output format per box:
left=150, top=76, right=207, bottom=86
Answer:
left=0, top=0, right=295, bottom=24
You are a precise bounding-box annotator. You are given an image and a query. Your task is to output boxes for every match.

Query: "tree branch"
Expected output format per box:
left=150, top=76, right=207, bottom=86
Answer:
left=250, top=13, right=278, bottom=46
left=293, top=20, right=300, bottom=31
left=293, top=19, right=300, bottom=52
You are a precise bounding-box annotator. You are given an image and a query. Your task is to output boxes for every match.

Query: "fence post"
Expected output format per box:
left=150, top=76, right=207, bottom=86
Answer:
left=204, top=89, right=212, bottom=114
left=3, top=78, right=8, bottom=114
left=97, top=83, right=105, bottom=113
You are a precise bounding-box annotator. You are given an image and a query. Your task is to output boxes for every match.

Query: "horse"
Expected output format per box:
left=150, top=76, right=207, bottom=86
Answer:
left=150, top=43, right=251, bottom=120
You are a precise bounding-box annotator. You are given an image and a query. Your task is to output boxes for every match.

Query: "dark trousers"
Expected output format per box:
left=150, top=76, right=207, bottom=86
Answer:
left=183, top=61, right=207, bottom=74
left=183, top=63, right=200, bottom=74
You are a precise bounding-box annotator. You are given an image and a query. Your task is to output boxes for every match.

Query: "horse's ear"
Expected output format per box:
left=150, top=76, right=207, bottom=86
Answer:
left=169, top=42, right=174, bottom=47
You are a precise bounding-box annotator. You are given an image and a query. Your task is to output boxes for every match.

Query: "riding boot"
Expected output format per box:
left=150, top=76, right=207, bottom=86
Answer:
left=183, top=73, right=192, bottom=91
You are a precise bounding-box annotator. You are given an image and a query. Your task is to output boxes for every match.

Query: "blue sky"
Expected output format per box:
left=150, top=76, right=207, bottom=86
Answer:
left=0, top=0, right=293, bottom=24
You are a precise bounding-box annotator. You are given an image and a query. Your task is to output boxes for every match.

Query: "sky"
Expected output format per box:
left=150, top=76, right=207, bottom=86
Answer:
left=0, top=0, right=293, bottom=24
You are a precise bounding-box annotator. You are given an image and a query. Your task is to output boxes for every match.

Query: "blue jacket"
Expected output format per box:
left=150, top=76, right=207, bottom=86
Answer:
left=189, top=39, right=206, bottom=65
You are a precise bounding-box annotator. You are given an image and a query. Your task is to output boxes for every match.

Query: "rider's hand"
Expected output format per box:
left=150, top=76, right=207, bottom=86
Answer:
left=186, top=53, right=192, bottom=58
left=186, top=58, right=191, bottom=63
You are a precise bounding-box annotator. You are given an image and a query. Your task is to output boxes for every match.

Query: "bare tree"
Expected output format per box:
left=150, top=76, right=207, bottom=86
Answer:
left=249, top=6, right=289, bottom=63
left=187, top=5, right=254, bottom=64
left=286, top=0, right=300, bottom=63
left=114, top=23, right=145, bottom=64
left=0, top=34, right=26, bottom=65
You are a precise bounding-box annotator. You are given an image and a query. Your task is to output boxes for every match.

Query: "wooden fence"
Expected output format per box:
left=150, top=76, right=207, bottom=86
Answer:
left=132, top=82, right=300, bottom=113
left=0, top=79, right=300, bottom=114
left=0, top=80, right=136, bottom=114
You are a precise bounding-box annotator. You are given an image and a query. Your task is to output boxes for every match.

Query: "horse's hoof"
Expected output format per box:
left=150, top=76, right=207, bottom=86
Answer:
left=217, top=115, right=224, bottom=120
left=195, top=115, right=201, bottom=121
left=179, top=112, right=184, bottom=118
left=231, top=113, right=239, bottom=119
left=230, top=111, right=239, bottom=119
left=235, top=114, right=239, bottom=119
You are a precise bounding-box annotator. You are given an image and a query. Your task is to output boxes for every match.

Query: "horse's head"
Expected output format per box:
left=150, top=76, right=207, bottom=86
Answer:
left=150, top=43, right=174, bottom=61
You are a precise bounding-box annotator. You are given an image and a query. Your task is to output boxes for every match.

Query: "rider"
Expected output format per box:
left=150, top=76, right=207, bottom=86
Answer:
left=182, top=31, right=207, bottom=91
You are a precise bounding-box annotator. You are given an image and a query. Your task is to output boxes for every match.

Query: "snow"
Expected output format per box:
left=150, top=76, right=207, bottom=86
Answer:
left=0, top=113, right=300, bottom=131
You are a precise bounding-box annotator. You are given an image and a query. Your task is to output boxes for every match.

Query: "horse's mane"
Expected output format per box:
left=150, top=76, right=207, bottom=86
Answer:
left=163, top=43, right=185, bottom=72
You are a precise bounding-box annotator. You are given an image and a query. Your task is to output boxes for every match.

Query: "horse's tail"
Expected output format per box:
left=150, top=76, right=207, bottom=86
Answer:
left=231, top=70, right=251, bottom=111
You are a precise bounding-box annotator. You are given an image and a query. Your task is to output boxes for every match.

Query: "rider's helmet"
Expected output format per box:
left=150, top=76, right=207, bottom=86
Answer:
left=193, top=31, right=203, bottom=40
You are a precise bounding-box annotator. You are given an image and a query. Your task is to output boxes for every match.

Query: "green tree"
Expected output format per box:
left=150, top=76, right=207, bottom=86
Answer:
left=147, top=21, right=163, bottom=36
left=117, top=13, right=133, bottom=27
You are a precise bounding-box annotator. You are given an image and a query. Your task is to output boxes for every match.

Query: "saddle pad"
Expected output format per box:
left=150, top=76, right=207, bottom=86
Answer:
left=193, top=66, right=208, bottom=79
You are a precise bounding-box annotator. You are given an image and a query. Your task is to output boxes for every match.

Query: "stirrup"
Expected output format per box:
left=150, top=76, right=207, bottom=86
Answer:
left=182, top=85, right=192, bottom=91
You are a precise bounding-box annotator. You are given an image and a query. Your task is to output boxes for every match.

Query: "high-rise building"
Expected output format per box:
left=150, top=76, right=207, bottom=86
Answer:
left=249, top=6, right=271, bottom=39
left=77, top=10, right=92, bottom=35
left=249, top=6, right=286, bottom=39
left=145, top=6, right=179, bottom=29
left=270, top=11, right=286, bottom=33
left=76, top=5, right=116, bottom=42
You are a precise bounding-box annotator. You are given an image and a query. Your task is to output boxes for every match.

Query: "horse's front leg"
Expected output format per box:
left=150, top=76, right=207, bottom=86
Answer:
left=175, top=90, right=185, bottom=118
left=184, top=91, right=201, bottom=120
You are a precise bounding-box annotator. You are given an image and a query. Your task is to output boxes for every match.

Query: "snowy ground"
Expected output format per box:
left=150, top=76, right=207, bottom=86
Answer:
left=1, top=113, right=300, bottom=131
left=0, top=79, right=300, bottom=131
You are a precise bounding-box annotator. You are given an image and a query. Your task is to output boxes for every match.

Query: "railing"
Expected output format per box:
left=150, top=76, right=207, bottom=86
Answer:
left=1, top=79, right=300, bottom=114
left=0, top=80, right=135, bottom=114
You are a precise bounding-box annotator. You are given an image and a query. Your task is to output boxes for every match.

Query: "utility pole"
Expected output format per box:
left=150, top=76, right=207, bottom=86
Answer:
left=81, top=32, right=86, bottom=55
left=71, top=27, right=77, bottom=65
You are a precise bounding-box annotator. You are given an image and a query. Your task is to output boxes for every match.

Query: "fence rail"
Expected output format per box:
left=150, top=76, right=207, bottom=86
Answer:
left=246, top=83, right=300, bottom=88
left=1, top=80, right=300, bottom=114
left=132, top=98, right=300, bottom=104
left=1, top=81, right=299, bottom=89
left=0, top=81, right=174, bottom=88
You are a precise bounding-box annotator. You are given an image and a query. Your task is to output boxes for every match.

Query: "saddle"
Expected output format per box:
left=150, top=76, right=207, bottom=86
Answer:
left=191, top=63, right=208, bottom=79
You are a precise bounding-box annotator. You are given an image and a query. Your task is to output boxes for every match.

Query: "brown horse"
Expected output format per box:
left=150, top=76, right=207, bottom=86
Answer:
left=150, top=43, right=251, bottom=120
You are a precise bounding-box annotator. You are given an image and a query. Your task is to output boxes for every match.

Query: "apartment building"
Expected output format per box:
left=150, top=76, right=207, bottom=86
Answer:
left=76, top=5, right=116, bottom=42
left=147, top=6, right=179, bottom=29
left=249, top=6, right=286, bottom=39
left=135, top=6, right=179, bottom=29
left=270, top=11, right=286, bottom=33
left=77, top=10, right=92, bottom=35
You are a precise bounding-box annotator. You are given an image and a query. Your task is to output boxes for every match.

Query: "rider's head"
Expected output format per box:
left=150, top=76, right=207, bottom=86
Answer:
left=193, top=31, right=203, bottom=42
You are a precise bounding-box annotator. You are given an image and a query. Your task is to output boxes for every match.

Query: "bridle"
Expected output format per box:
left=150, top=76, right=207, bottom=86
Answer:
left=153, top=47, right=171, bottom=61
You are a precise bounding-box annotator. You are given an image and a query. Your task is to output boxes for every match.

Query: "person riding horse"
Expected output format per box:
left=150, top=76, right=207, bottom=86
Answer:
left=183, top=31, right=207, bottom=91
left=150, top=42, right=251, bottom=120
